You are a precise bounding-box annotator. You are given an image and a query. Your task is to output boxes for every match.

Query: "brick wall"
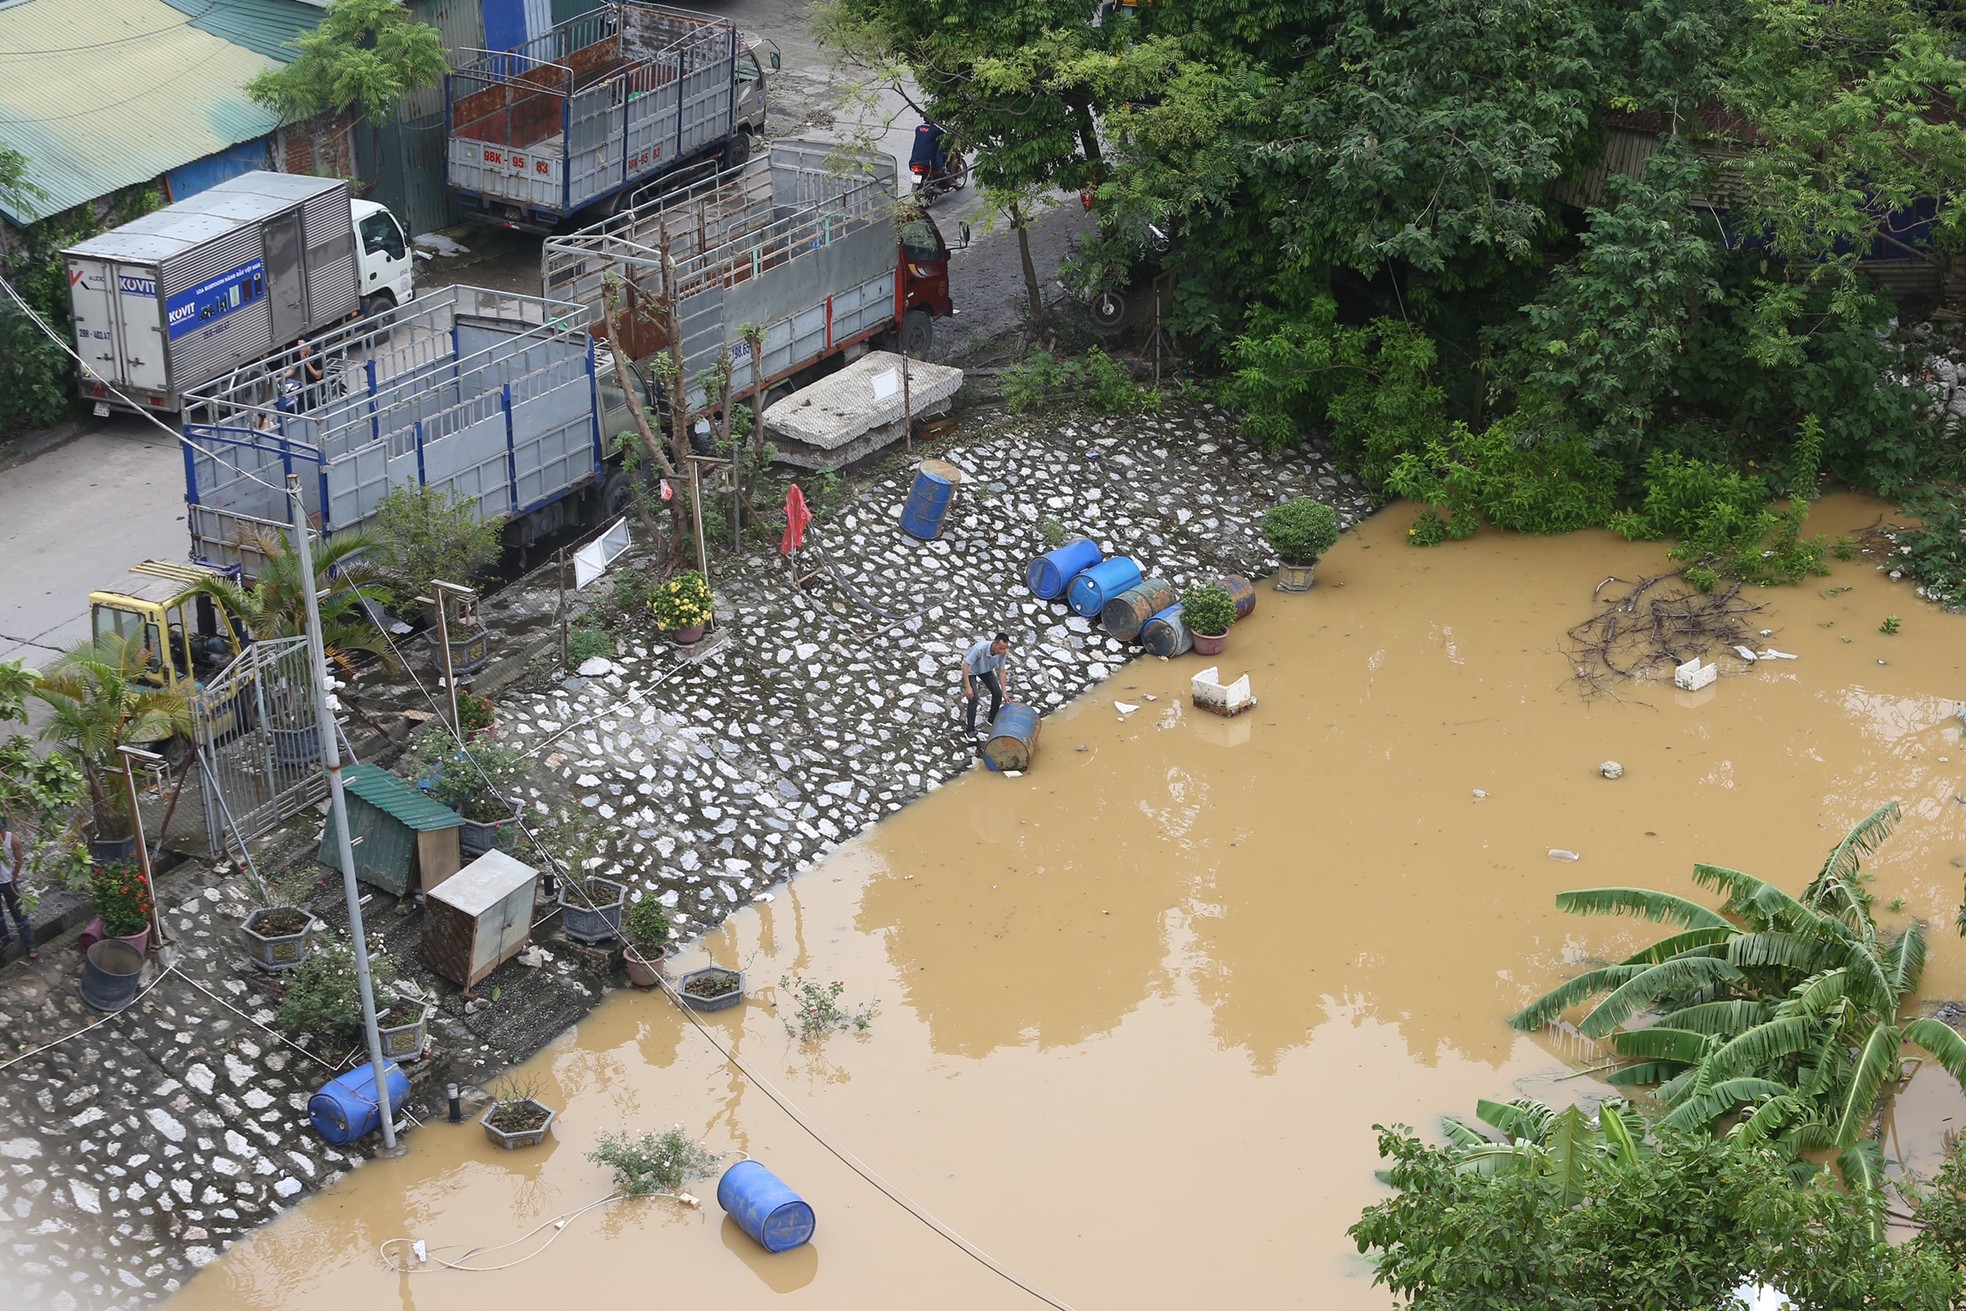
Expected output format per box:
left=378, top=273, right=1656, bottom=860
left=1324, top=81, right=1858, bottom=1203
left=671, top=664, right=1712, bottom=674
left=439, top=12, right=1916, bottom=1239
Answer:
left=278, top=112, right=356, bottom=182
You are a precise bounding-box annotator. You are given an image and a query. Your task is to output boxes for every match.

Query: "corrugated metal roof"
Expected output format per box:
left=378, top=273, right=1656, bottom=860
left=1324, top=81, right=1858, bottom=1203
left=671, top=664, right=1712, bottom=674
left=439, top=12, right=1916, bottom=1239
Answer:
left=343, top=764, right=466, bottom=831
left=156, top=0, right=324, bottom=62
left=0, top=0, right=297, bottom=224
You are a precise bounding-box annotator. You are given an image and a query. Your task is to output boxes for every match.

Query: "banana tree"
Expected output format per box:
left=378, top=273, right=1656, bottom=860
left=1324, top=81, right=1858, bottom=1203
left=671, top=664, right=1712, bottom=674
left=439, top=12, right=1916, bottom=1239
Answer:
left=1432, top=1096, right=1651, bottom=1207
left=1510, top=802, right=1966, bottom=1183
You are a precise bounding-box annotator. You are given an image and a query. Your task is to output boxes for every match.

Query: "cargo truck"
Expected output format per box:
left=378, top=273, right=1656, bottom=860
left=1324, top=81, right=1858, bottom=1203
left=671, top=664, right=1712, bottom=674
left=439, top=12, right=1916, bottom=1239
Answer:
left=446, top=2, right=775, bottom=232
left=178, top=286, right=621, bottom=575
left=541, top=139, right=957, bottom=426
left=64, top=172, right=416, bottom=414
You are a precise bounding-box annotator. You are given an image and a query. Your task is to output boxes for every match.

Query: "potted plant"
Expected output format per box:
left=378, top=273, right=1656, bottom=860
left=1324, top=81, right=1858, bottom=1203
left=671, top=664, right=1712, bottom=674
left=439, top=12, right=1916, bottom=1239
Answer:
left=368, top=485, right=503, bottom=669
left=241, top=905, right=319, bottom=973
left=648, top=569, right=713, bottom=644
left=536, top=808, right=626, bottom=944
left=83, top=859, right=156, bottom=956
left=1259, top=496, right=1342, bottom=591
left=275, top=938, right=402, bottom=1052
left=31, top=633, right=192, bottom=861
left=481, top=1074, right=557, bottom=1150
left=675, top=964, right=745, bottom=1012
left=587, top=1125, right=720, bottom=1196
left=1181, top=584, right=1237, bottom=658
left=407, top=728, right=529, bottom=859
left=375, top=980, right=434, bottom=1064
left=622, top=895, right=672, bottom=988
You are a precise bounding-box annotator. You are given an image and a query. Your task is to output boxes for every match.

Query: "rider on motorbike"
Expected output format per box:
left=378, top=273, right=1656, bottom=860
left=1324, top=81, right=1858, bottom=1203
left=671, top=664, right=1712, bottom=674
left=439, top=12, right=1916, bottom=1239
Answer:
left=910, top=122, right=952, bottom=180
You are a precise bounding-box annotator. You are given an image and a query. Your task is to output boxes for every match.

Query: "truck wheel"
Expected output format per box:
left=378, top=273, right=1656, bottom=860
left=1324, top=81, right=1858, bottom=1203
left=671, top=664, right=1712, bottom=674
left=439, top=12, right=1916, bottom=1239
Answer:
left=361, top=292, right=396, bottom=319
left=901, top=309, right=933, bottom=359
left=722, top=131, right=753, bottom=171
left=600, top=469, right=636, bottom=522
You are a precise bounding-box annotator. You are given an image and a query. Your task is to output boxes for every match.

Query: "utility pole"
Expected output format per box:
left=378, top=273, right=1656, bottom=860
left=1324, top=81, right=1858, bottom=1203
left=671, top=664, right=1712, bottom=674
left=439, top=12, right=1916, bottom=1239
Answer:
left=117, top=744, right=167, bottom=953
left=287, top=475, right=399, bottom=1154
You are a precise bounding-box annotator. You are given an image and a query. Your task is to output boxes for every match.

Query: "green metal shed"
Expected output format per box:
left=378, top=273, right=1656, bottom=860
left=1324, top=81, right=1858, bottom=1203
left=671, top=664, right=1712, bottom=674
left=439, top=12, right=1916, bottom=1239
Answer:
left=319, top=764, right=466, bottom=896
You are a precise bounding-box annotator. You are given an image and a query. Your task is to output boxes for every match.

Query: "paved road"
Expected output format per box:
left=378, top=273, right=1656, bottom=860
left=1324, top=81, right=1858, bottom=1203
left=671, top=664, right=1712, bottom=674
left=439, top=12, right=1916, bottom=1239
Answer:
left=0, top=416, right=192, bottom=670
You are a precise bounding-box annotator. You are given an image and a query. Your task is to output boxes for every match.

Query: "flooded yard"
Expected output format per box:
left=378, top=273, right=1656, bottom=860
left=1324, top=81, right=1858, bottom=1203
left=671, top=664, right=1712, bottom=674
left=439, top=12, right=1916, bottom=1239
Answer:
left=170, top=495, right=1966, bottom=1309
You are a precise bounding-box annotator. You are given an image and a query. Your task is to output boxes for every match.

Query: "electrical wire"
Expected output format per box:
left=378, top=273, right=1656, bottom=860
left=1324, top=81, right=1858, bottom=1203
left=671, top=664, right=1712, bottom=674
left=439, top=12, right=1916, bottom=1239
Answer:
left=0, top=960, right=181, bottom=1073
left=0, top=0, right=222, bottom=58
left=654, top=969, right=1081, bottom=1311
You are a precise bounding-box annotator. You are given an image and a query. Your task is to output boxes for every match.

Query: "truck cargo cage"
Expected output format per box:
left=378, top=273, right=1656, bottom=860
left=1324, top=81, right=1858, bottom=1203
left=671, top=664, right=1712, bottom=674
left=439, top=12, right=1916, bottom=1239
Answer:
left=542, top=139, right=903, bottom=415
left=179, top=286, right=601, bottom=574
left=446, top=2, right=739, bottom=227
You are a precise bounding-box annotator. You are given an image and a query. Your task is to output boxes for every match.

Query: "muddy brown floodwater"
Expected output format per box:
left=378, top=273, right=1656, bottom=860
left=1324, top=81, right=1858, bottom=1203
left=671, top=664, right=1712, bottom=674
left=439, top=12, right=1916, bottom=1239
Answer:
left=171, top=495, right=1966, bottom=1310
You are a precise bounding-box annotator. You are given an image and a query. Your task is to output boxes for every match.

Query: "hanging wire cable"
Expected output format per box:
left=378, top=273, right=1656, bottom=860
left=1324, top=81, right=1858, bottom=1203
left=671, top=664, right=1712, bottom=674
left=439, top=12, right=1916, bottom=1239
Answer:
left=0, top=0, right=222, bottom=58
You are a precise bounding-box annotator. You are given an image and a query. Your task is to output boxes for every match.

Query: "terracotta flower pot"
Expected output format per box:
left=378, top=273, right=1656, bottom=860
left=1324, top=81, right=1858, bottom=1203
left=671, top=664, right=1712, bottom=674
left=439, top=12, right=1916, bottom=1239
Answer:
left=669, top=623, right=706, bottom=645
left=1191, top=630, right=1227, bottom=656
left=623, top=944, right=669, bottom=988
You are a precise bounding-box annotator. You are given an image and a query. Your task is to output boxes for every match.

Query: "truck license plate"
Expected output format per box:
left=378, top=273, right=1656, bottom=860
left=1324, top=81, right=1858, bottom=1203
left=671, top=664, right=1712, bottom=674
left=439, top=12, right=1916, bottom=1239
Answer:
left=93, top=402, right=111, bottom=417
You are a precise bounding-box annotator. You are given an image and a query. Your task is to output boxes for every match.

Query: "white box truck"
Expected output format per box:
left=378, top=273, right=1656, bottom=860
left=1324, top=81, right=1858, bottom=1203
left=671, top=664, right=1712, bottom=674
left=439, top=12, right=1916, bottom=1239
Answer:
left=64, top=171, right=416, bottom=414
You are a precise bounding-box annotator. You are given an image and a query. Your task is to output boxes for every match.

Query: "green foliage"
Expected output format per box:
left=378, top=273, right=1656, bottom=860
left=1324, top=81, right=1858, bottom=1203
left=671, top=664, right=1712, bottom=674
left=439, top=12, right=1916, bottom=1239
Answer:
left=367, top=484, right=504, bottom=595
left=1352, top=1125, right=1961, bottom=1310
left=1257, top=497, right=1341, bottom=565
left=194, top=527, right=393, bottom=663
left=779, top=974, right=877, bottom=1041
left=276, top=939, right=400, bottom=1047
left=1002, top=348, right=1159, bottom=416
left=1388, top=420, right=1619, bottom=543
left=32, top=634, right=192, bottom=838
left=566, top=622, right=614, bottom=666
left=245, top=0, right=446, bottom=121
left=454, top=691, right=495, bottom=737
left=1180, top=584, right=1236, bottom=637
left=623, top=895, right=671, bottom=956
left=1880, top=615, right=1902, bottom=635
left=1219, top=301, right=1446, bottom=490
left=404, top=728, right=528, bottom=823
left=0, top=661, right=86, bottom=874
left=1884, top=485, right=1966, bottom=610
left=1662, top=417, right=1829, bottom=589
left=587, top=1126, right=719, bottom=1197
left=1039, top=517, right=1067, bottom=549
left=1508, top=803, right=1966, bottom=1180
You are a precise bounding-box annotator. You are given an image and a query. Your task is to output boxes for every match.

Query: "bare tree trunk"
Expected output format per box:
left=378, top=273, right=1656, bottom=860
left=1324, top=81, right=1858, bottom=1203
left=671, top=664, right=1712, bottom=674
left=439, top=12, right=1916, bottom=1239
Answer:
left=1011, top=202, right=1046, bottom=340
left=600, top=281, right=679, bottom=549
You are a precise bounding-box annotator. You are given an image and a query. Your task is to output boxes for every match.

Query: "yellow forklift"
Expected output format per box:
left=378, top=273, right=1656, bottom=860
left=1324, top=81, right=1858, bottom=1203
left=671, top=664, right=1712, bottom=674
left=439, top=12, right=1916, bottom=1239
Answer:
left=87, top=561, right=251, bottom=740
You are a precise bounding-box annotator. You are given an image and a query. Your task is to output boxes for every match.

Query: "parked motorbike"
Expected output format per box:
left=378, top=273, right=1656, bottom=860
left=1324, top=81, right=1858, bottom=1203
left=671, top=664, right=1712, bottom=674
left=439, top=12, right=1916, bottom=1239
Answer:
left=910, top=153, right=969, bottom=206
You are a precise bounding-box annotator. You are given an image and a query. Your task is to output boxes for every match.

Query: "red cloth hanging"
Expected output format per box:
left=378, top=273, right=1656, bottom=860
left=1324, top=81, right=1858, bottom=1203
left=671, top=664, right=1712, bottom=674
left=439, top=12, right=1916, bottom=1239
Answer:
left=781, top=483, right=813, bottom=556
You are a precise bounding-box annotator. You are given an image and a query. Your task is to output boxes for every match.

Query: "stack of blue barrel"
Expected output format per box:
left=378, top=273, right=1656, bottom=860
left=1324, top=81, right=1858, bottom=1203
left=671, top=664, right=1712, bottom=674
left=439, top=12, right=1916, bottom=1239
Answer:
left=1024, top=536, right=1257, bottom=654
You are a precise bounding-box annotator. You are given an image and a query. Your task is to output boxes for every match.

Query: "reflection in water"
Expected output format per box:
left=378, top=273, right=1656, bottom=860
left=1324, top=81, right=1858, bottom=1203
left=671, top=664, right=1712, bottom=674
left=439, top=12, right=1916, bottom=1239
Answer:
left=170, top=496, right=1966, bottom=1311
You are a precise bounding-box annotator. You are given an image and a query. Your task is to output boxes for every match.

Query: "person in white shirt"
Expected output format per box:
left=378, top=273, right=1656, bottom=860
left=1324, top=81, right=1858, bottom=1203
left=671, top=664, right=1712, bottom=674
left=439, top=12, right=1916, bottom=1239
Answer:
left=960, top=632, right=1012, bottom=741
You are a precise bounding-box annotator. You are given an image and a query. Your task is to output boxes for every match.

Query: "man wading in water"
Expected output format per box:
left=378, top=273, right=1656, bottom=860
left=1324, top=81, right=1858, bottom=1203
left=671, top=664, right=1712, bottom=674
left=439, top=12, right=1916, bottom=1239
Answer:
left=961, top=632, right=1012, bottom=743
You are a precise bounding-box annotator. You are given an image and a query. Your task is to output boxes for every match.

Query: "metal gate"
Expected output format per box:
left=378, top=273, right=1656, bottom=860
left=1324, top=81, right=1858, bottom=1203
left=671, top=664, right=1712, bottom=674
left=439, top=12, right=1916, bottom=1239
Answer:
left=193, top=637, right=329, bottom=855
left=361, top=103, right=465, bottom=237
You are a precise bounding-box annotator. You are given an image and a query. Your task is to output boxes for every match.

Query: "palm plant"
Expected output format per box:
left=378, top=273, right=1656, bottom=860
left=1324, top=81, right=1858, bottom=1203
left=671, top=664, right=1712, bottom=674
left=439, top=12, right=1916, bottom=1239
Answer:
left=193, top=527, right=394, bottom=669
left=33, top=633, right=192, bottom=840
left=1510, top=802, right=1966, bottom=1189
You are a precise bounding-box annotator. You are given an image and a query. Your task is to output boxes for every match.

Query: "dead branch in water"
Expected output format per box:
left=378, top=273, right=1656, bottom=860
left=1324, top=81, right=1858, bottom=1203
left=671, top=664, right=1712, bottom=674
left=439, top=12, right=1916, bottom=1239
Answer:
left=1563, top=569, right=1767, bottom=698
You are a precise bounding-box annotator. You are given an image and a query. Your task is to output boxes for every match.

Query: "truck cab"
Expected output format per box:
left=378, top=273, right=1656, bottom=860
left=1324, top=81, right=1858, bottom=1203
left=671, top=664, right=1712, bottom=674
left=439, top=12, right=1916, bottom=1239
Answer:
left=89, top=561, right=247, bottom=698
left=899, top=210, right=956, bottom=322
left=351, top=200, right=416, bottom=317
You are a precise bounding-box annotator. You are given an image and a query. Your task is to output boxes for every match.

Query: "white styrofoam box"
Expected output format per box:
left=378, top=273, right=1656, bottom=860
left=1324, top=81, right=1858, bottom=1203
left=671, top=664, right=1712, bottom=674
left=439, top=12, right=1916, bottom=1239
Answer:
left=1190, top=665, right=1255, bottom=716
left=1675, top=658, right=1717, bottom=692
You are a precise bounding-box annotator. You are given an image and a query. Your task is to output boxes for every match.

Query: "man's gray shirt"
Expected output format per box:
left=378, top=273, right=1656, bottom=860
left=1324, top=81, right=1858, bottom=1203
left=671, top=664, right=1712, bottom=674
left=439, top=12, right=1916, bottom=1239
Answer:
left=964, top=639, right=1006, bottom=677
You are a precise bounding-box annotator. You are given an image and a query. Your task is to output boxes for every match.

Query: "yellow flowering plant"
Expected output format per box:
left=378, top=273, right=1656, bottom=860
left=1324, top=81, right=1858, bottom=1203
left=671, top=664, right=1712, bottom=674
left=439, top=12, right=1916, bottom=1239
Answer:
left=647, top=569, right=712, bottom=632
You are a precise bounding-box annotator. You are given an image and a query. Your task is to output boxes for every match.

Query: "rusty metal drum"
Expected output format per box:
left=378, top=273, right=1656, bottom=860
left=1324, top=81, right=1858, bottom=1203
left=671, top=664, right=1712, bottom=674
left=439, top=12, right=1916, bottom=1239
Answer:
left=1140, top=605, right=1192, bottom=658
left=1101, top=578, right=1178, bottom=642
left=982, top=704, right=1042, bottom=772
left=1217, top=574, right=1257, bottom=622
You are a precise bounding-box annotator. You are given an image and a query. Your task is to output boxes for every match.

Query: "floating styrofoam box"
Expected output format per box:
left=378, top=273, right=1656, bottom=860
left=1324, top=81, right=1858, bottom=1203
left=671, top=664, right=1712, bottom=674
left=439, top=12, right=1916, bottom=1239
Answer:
left=1190, top=665, right=1256, bottom=718
left=1674, top=658, right=1717, bottom=691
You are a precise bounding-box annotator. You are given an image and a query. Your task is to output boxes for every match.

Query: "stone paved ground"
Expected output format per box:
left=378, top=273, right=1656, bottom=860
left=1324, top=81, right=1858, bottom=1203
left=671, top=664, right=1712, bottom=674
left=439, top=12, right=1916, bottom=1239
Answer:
left=0, top=399, right=1372, bottom=1307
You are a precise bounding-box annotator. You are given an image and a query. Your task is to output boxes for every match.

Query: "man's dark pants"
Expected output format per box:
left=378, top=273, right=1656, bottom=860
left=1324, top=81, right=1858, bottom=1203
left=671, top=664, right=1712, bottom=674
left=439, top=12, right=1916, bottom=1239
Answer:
left=0, top=882, right=32, bottom=952
left=965, top=670, right=1003, bottom=734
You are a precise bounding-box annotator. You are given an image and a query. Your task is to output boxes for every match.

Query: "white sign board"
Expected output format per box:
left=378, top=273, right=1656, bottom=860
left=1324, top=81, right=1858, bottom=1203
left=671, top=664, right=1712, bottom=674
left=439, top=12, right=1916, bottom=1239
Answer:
left=573, top=517, right=631, bottom=589
left=870, top=368, right=900, bottom=402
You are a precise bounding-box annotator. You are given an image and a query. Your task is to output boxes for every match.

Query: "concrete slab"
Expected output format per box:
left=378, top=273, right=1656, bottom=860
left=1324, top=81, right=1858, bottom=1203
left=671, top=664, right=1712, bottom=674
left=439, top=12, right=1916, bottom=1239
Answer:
left=764, top=351, right=963, bottom=469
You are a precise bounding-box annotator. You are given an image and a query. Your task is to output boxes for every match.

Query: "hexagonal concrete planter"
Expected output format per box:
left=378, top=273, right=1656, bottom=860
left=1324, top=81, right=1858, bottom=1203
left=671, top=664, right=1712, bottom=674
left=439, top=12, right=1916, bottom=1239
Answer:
left=240, top=907, right=318, bottom=974
left=674, top=966, right=744, bottom=1012
left=481, top=1097, right=556, bottom=1150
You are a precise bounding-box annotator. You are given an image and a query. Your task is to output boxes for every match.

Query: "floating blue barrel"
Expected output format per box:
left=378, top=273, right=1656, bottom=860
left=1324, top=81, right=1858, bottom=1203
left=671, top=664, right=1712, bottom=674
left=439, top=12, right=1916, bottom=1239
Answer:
left=982, top=703, right=1042, bottom=772
left=1101, top=578, right=1178, bottom=642
left=718, top=1160, right=816, bottom=1252
left=79, top=940, right=145, bottom=1013
left=307, top=1060, right=410, bottom=1145
left=1140, top=604, right=1192, bottom=658
left=1066, top=556, right=1141, bottom=617
left=900, top=459, right=963, bottom=541
left=1217, top=574, right=1257, bottom=622
left=1025, top=537, right=1102, bottom=600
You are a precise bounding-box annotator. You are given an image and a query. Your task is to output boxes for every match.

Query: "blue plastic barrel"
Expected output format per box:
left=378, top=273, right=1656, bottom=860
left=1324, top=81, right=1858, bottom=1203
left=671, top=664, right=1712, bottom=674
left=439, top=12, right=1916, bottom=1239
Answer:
left=982, top=703, right=1043, bottom=772
left=1218, top=574, right=1257, bottom=622
left=718, top=1160, right=816, bottom=1252
left=1066, top=556, right=1142, bottom=617
left=900, top=459, right=963, bottom=541
left=1025, top=537, right=1102, bottom=600
left=307, top=1061, right=410, bottom=1145
left=1140, top=604, right=1192, bottom=658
